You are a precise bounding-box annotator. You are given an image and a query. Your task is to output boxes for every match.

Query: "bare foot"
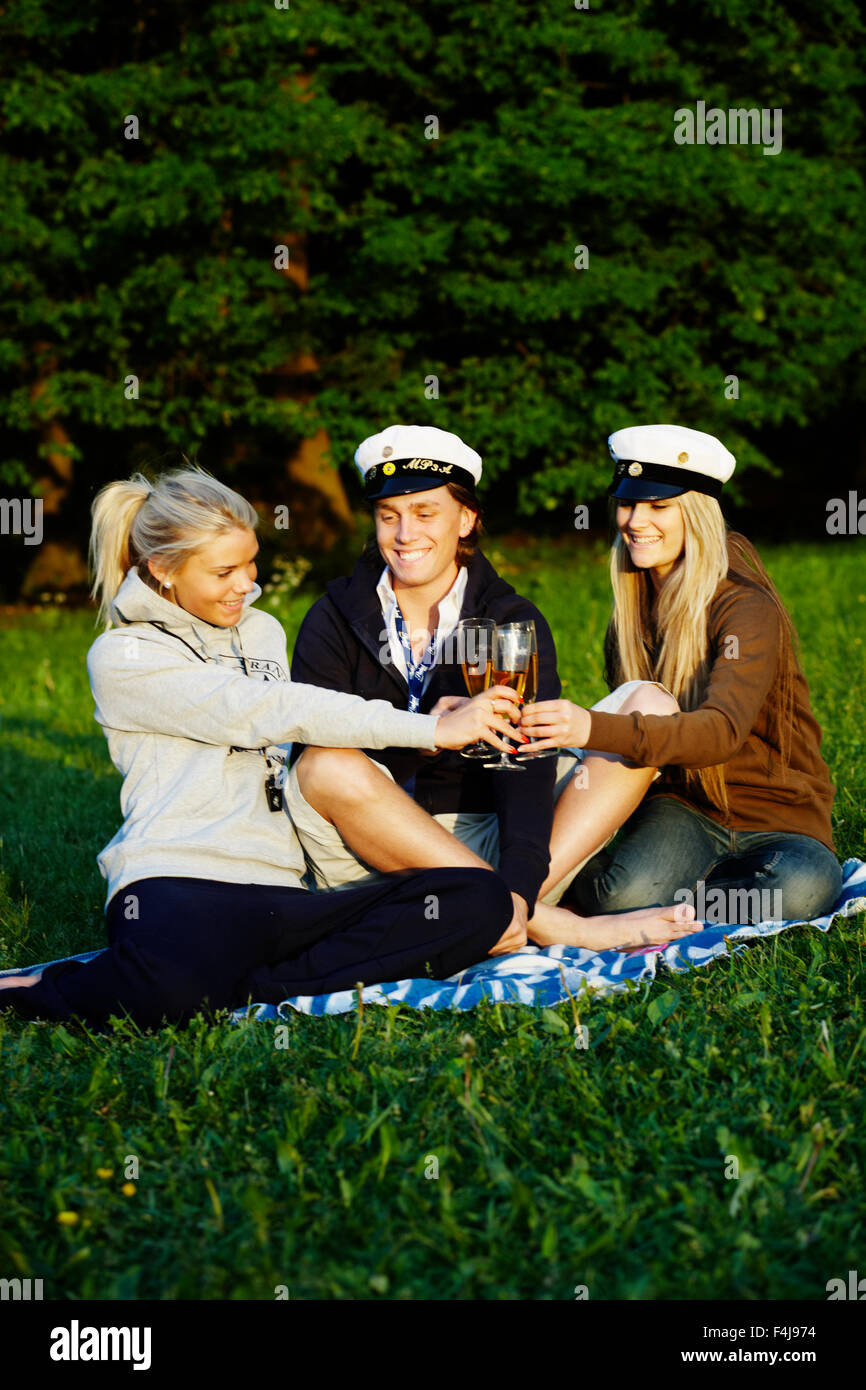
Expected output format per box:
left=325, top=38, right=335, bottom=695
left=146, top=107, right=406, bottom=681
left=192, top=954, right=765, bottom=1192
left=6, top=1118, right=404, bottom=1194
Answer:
left=528, top=901, right=699, bottom=952
left=0, top=972, right=42, bottom=990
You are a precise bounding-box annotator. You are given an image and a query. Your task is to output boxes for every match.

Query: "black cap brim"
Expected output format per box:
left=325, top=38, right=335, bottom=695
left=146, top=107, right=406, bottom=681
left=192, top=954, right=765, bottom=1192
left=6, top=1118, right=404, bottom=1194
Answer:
left=609, top=478, right=687, bottom=502
left=367, top=475, right=461, bottom=502
left=608, top=457, right=723, bottom=501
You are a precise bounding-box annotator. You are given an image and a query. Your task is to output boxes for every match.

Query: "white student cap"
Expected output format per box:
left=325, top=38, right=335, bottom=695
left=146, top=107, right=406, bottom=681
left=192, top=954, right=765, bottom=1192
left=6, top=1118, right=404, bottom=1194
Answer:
left=354, top=424, right=482, bottom=501
left=608, top=425, right=736, bottom=501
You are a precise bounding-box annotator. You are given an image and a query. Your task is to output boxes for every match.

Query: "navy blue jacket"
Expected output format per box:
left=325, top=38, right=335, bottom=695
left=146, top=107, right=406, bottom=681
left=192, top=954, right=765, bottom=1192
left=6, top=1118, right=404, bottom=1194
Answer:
left=289, top=548, right=560, bottom=906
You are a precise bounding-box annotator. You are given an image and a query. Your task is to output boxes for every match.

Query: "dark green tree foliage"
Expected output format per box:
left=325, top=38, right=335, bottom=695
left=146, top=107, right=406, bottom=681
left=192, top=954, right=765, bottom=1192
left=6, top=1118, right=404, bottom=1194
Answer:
left=0, top=1, right=315, bottom=507
left=1, top=0, right=864, bottom=519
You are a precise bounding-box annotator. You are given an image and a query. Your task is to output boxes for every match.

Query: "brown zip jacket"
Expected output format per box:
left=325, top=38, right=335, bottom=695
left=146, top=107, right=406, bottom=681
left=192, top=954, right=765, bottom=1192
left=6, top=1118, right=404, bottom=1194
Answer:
left=587, top=576, right=836, bottom=850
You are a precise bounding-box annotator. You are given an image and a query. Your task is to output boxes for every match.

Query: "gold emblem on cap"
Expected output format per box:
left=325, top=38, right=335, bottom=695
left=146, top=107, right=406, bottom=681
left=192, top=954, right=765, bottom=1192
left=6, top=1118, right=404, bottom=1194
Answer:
left=382, top=462, right=396, bottom=475
left=628, top=462, right=642, bottom=477
left=382, top=446, right=393, bottom=457
left=678, top=451, right=689, bottom=463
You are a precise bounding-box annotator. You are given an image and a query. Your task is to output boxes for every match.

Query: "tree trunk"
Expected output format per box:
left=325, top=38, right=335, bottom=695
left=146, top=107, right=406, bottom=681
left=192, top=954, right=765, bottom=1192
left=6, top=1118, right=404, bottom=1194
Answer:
left=275, top=66, right=355, bottom=547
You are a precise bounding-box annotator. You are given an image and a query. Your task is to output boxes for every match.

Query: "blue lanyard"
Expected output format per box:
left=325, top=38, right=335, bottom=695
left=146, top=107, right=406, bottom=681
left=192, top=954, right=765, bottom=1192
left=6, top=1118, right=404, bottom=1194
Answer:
left=394, top=606, right=439, bottom=712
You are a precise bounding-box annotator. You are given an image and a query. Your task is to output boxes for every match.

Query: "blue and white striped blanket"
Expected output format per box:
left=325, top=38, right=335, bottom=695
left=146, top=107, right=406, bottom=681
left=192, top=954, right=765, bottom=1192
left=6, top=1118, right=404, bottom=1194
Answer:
left=4, top=859, right=864, bottom=1020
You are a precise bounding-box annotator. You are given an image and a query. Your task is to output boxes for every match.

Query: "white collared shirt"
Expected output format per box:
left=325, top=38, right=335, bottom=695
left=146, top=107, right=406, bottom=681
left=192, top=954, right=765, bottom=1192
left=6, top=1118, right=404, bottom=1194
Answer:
left=376, top=564, right=469, bottom=694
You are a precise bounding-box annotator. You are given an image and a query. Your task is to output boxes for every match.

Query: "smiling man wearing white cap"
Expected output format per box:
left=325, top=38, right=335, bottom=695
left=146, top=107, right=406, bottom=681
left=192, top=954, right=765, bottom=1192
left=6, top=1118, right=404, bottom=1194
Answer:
left=282, top=424, right=565, bottom=955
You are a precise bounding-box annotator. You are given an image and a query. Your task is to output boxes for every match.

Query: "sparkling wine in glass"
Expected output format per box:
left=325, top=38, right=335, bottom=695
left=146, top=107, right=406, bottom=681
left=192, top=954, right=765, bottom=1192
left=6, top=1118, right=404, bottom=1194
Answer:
left=456, top=619, right=495, bottom=759
left=514, top=620, right=559, bottom=759
left=483, top=624, right=531, bottom=773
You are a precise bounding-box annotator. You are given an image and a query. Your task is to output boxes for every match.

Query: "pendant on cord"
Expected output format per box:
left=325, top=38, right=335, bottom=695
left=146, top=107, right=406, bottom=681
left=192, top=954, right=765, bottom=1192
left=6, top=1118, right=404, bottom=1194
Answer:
left=265, top=773, right=283, bottom=812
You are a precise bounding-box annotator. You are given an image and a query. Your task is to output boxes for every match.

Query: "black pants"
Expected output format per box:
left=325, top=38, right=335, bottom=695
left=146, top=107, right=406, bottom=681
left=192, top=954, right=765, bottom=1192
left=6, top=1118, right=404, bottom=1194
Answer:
left=3, top=869, right=512, bottom=1030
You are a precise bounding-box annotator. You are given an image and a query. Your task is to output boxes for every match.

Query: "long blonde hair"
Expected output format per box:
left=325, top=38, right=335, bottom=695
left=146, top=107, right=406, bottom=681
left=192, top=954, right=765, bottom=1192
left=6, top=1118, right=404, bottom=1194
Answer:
left=89, top=465, right=259, bottom=629
left=605, top=490, right=797, bottom=815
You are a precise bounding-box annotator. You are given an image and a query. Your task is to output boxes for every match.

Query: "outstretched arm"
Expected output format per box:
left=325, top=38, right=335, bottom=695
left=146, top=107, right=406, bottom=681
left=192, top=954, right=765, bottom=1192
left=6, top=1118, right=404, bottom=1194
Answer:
left=521, top=589, right=781, bottom=768
left=88, top=630, right=519, bottom=754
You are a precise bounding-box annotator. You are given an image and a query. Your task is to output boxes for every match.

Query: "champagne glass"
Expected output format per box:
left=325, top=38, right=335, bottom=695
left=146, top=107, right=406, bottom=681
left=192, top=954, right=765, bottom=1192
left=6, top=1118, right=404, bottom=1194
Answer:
left=482, top=623, right=531, bottom=773
left=513, top=619, right=559, bottom=759
left=455, top=618, right=495, bottom=759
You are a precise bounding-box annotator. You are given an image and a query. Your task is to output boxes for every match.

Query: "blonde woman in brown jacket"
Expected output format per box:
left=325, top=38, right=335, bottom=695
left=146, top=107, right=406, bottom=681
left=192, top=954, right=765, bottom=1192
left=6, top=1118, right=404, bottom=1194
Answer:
left=521, top=425, right=841, bottom=946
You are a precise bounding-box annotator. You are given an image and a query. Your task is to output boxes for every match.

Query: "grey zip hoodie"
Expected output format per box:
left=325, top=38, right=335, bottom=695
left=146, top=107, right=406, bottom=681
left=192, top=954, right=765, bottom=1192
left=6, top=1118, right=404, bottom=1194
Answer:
left=87, top=568, right=441, bottom=906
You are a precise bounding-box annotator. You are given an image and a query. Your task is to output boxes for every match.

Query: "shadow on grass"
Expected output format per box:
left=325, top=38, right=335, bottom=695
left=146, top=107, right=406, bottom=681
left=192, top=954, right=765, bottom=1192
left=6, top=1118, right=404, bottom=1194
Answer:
left=0, top=734, right=116, bottom=968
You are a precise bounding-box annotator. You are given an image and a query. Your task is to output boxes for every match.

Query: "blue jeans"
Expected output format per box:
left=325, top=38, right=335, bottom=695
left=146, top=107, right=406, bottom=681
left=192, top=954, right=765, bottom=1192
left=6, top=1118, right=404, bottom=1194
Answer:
left=571, top=794, right=842, bottom=925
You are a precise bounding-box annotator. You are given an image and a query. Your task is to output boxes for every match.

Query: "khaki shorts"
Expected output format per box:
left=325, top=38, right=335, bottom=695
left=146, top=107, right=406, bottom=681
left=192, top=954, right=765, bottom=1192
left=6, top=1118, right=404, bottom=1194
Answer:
left=284, top=679, right=671, bottom=905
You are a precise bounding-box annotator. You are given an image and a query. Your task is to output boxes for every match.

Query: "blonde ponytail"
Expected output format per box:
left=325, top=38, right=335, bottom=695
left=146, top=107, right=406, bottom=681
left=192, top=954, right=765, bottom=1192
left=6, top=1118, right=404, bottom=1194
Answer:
left=89, top=465, right=259, bottom=629
left=89, top=475, right=154, bottom=631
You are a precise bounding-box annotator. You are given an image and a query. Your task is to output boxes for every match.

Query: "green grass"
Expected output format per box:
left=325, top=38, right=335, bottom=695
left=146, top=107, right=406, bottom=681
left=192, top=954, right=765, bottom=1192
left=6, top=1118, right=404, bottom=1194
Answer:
left=1, top=538, right=864, bottom=1300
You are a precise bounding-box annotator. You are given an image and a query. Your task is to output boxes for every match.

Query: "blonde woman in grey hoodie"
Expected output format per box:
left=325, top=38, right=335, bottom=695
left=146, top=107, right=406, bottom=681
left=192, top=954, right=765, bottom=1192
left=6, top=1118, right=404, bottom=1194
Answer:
left=0, top=466, right=526, bottom=1029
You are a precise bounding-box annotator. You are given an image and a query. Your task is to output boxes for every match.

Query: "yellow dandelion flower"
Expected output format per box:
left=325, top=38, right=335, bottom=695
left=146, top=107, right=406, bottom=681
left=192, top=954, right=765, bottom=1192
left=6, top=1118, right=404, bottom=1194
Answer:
left=96, top=1167, right=113, bottom=1180
left=57, top=1211, right=79, bottom=1226
left=121, top=1182, right=137, bottom=1197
